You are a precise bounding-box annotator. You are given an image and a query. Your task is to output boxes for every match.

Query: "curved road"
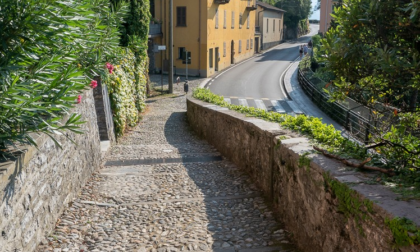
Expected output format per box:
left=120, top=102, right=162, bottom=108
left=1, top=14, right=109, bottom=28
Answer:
left=209, top=24, right=319, bottom=101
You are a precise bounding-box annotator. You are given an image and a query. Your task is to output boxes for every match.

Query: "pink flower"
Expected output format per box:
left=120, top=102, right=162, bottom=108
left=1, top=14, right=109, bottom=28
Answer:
left=90, top=80, right=98, bottom=88
left=105, top=62, right=114, bottom=74
left=77, top=95, right=82, bottom=104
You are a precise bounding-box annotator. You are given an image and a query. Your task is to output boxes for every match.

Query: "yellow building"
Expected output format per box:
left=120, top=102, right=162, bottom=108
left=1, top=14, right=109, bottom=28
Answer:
left=256, top=1, right=285, bottom=50
left=150, top=0, right=257, bottom=77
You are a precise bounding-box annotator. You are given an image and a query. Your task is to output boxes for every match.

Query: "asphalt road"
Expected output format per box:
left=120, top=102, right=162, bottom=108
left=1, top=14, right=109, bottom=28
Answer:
left=209, top=24, right=319, bottom=100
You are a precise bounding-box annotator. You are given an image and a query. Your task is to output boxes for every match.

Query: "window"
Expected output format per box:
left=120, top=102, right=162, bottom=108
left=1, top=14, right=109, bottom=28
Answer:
left=231, top=11, right=234, bottom=28
left=177, top=7, right=186, bottom=26
left=215, top=8, right=219, bottom=29
left=250, top=39, right=253, bottom=49
left=266, top=19, right=269, bottom=33
left=209, top=48, right=213, bottom=68
left=247, top=15, right=250, bottom=29
left=239, top=40, right=242, bottom=53
left=239, top=13, right=242, bottom=29
left=223, top=42, right=226, bottom=57
left=224, top=10, right=227, bottom=29
left=246, top=39, right=249, bottom=50
left=279, top=20, right=281, bottom=31
left=178, top=47, right=186, bottom=59
left=273, top=19, right=275, bottom=32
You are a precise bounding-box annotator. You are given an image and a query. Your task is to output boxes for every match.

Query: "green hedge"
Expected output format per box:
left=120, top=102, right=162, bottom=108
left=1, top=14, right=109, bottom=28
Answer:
left=192, top=88, right=353, bottom=152
left=104, top=49, right=147, bottom=137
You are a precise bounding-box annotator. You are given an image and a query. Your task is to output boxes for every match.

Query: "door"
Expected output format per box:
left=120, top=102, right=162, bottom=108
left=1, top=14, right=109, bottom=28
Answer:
left=215, top=47, right=219, bottom=71
left=231, top=40, right=235, bottom=64
left=255, top=38, right=259, bottom=53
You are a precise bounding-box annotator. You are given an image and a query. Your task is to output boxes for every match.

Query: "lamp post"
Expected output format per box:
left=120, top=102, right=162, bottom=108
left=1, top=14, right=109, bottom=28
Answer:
left=168, top=0, right=174, bottom=94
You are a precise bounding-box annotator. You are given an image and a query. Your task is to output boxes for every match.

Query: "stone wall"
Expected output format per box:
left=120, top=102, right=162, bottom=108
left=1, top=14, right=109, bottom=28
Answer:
left=187, top=97, right=420, bottom=252
left=0, top=89, right=102, bottom=252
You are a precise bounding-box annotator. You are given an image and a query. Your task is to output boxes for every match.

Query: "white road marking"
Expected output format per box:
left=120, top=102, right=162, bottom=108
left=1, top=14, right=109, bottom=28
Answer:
left=254, top=99, right=267, bottom=111
left=286, top=100, right=304, bottom=114
left=238, top=98, right=248, bottom=107
left=271, top=100, right=286, bottom=113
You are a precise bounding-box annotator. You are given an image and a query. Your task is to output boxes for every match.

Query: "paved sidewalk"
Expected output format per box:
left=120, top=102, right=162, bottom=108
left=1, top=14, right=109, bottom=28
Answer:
left=37, top=76, right=296, bottom=252
left=284, top=61, right=342, bottom=130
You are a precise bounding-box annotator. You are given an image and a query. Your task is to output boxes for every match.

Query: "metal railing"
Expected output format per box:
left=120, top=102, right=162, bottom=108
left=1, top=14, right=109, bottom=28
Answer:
left=298, top=68, right=378, bottom=144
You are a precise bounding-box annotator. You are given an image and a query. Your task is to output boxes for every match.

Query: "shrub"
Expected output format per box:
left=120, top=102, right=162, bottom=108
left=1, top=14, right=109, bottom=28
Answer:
left=104, top=49, right=147, bottom=136
left=0, top=0, right=127, bottom=152
left=311, top=34, right=322, bottom=48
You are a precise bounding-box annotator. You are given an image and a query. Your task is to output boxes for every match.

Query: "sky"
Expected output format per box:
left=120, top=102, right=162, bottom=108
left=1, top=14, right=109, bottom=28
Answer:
left=309, top=0, right=320, bottom=20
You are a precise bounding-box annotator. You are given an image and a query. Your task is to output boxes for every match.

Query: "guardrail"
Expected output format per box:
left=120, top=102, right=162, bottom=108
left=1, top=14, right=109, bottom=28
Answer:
left=298, top=69, right=376, bottom=143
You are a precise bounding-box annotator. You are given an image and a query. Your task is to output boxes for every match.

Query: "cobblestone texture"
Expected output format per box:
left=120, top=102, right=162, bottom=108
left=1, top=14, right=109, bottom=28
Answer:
left=36, top=76, right=296, bottom=252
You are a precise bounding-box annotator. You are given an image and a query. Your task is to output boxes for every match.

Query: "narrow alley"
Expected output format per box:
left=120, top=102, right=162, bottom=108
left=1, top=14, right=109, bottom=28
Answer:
left=37, top=77, right=296, bottom=252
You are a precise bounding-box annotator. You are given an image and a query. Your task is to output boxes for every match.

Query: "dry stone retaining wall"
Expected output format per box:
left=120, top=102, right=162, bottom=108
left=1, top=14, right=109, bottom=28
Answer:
left=0, top=89, right=102, bottom=252
left=186, top=97, right=411, bottom=252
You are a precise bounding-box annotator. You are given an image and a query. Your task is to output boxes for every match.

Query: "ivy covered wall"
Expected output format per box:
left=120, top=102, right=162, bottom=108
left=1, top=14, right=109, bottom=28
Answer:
left=105, top=0, right=150, bottom=136
left=105, top=50, right=147, bottom=137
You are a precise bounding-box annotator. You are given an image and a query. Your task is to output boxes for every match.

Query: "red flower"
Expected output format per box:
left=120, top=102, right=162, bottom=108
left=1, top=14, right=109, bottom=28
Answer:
left=106, top=62, right=114, bottom=74
left=77, top=95, right=82, bottom=104
left=90, top=80, right=98, bottom=88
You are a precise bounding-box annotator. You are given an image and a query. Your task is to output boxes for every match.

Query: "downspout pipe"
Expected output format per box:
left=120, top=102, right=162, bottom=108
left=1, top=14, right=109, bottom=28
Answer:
left=198, top=0, right=201, bottom=77
left=258, top=9, right=264, bottom=51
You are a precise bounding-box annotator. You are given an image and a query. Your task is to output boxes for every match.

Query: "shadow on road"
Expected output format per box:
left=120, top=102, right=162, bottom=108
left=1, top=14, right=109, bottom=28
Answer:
left=162, top=111, right=296, bottom=251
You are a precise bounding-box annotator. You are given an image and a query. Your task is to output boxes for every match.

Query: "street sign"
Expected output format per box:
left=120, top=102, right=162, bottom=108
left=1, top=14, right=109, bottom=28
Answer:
left=158, top=45, right=166, bottom=51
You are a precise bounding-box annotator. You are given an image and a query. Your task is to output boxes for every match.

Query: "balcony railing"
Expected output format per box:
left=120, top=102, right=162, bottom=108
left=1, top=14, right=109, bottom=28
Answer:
left=214, top=0, right=230, bottom=4
left=246, top=0, right=257, bottom=10
left=149, top=23, right=162, bottom=37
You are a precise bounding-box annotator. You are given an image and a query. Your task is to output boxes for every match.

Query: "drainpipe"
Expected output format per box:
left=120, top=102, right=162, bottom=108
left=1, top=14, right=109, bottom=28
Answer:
left=161, top=0, right=164, bottom=69
left=163, top=0, right=166, bottom=61
left=258, top=9, right=264, bottom=51
left=198, top=0, right=201, bottom=77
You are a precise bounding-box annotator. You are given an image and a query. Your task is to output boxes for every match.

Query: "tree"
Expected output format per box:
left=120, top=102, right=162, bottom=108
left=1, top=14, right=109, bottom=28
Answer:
left=321, top=0, right=420, bottom=171
left=275, top=0, right=312, bottom=29
left=111, top=0, right=151, bottom=57
left=323, top=0, right=420, bottom=111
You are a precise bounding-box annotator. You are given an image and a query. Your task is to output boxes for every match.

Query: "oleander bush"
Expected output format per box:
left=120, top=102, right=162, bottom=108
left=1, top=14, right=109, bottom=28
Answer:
left=0, top=0, right=128, bottom=153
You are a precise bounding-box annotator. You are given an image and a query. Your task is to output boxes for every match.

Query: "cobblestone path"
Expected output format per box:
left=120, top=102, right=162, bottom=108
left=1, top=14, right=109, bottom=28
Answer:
left=37, top=77, right=296, bottom=252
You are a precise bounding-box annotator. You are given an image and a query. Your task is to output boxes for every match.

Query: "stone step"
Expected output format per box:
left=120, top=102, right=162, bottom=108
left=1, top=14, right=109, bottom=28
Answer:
left=108, top=144, right=219, bottom=160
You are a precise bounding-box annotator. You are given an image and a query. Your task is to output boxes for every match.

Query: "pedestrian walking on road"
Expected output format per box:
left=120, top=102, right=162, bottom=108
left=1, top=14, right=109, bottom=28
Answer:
left=299, top=45, right=303, bottom=59
left=303, top=44, right=309, bottom=56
